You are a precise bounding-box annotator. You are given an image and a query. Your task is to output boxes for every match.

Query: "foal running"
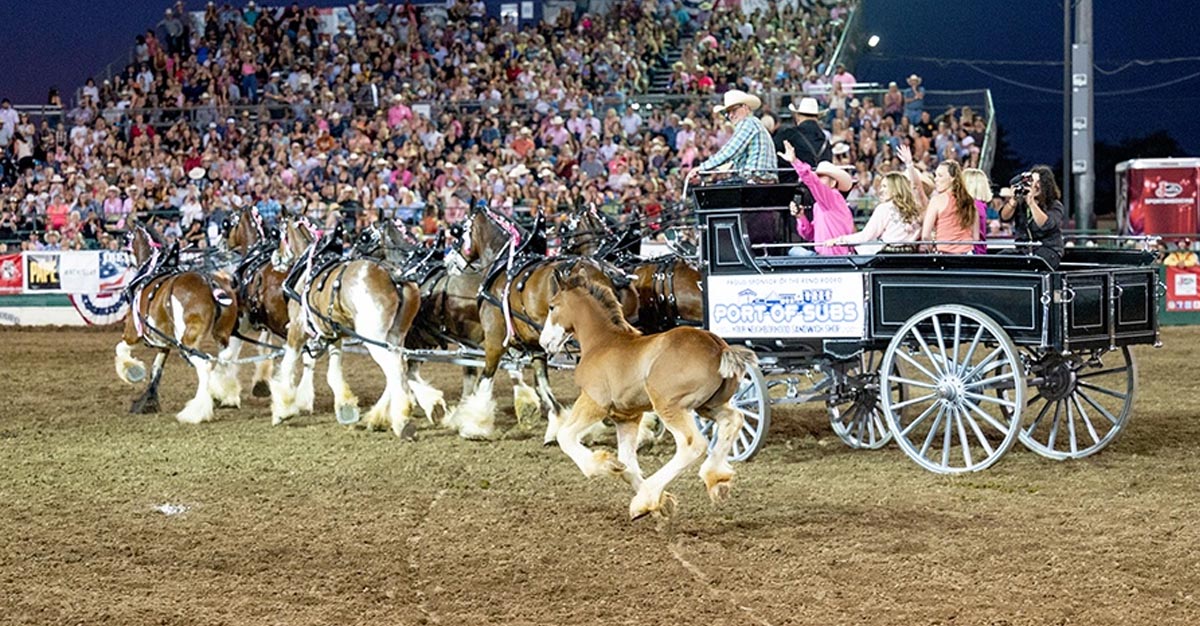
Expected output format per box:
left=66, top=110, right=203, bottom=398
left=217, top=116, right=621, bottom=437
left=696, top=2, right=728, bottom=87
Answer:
left=540, top=276, right=757, bottom=520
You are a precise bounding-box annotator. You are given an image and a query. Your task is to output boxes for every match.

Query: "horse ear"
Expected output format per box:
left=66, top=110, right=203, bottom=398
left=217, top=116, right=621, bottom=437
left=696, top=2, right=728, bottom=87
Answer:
left=550, top=267, right=563, bottom=294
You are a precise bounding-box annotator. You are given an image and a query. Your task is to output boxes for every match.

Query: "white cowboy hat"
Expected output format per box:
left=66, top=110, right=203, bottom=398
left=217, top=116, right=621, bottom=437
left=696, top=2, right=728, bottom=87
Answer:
left=815, top=161, right=852, bottom=192
left=788, top=97, right=822, bottom=116
left=680, top=117, right=695, bottom=127
left=831, top=142, right=851, bottom=156
left=188, top=167, right=206, bottom=180
left=907, top=74, right=922, bottom=84
left=713, top=89, right=762, bottom=115
left=509, top=164, right=531, bottom=178
left=551, top=115, right=564, bottom=125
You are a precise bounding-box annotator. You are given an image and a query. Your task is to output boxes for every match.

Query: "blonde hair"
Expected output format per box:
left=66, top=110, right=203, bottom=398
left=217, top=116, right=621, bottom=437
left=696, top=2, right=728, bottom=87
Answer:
left=880, top=172, right=922, bottom=225
left=962, top=168, right=993, bottom=203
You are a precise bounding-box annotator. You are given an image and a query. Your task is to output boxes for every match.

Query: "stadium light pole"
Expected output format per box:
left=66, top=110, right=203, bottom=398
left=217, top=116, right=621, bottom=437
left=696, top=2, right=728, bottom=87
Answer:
left=1072, top=0, right=1095, bottom=231
left=1062, top=0, right=1072, bottom=220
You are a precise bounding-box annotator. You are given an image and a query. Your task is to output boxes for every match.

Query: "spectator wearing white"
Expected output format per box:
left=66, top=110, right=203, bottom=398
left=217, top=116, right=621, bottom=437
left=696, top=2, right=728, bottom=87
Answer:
left=824, top=172, right=922, bottom=254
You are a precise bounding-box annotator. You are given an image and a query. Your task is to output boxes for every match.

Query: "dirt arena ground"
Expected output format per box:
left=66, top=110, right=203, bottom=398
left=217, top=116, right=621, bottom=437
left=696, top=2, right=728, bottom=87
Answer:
left=1, top=327, right=1198, bottom=625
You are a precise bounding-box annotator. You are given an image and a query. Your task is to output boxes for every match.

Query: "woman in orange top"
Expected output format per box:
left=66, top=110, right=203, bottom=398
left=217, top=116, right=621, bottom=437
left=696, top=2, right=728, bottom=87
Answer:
left=921, top=160, right=976, bottom=254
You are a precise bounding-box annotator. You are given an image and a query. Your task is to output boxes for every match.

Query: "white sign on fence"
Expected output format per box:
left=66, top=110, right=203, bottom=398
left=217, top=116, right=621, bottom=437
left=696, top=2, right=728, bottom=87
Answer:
left=706, top=272, right=866, bottom=338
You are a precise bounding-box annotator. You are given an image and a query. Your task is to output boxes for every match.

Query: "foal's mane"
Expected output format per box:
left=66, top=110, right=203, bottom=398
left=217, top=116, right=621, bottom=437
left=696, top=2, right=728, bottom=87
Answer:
left=564, top=275, right=640, bottom=334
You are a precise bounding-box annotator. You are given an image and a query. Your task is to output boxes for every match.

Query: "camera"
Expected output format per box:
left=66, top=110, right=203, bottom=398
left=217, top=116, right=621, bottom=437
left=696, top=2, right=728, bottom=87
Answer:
left=1009, top=171, right=1034, bottom=196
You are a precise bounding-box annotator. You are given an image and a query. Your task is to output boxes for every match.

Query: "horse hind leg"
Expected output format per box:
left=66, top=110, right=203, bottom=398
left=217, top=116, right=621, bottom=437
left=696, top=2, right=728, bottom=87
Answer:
left=251, top=330, right=274, bottom=398
left=613, top=417, right=646, bottom=491
left=696, top=403, right=743, bottom=505
left=508, top=368, right=541, bottom=430
left=269, top=328, right=304, bottom=424
left=177, top=354, right=216, bottom=424
left=296, top=352, right=316, bottom=414
left=362, top=344, right=415, bottom=440
left=533, top=357, right=566, bottom=445
left=629, top=405, right=708, bottom=521
left=114, top=340, right=146, bottom=385
left=130, top=350, right=168, bottom=414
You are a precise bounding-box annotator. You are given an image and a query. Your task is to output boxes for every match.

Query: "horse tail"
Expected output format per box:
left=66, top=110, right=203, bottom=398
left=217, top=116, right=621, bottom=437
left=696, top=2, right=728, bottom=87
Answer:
left=718, top=345, right=758, bottom=379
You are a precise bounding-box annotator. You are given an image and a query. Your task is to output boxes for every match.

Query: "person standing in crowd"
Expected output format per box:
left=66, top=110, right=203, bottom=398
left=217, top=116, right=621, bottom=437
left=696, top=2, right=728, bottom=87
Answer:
left=774, top=96, right=830, bottom=184
left=921, top=160, right=976, bottom=254
left=688, top=90, right=777, bottom=184
left=1000, top=165, right=1066, bottom=268
left=903, top=74, right=926, bottom=124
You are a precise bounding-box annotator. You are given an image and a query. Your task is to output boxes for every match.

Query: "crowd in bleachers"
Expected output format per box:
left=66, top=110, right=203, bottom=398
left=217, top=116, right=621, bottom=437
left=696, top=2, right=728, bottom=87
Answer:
left=0, top=0, right=993, bottom=256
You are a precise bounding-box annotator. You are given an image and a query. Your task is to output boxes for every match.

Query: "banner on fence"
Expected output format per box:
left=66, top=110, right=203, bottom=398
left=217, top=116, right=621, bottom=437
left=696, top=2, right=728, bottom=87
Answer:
left=0, top=254, right=22, bottom=294
left=706, top=272, right=866, bottom=338
left=1166, top=263, right=1200, bottom=312
left=19, top=251, right=133, bottom=295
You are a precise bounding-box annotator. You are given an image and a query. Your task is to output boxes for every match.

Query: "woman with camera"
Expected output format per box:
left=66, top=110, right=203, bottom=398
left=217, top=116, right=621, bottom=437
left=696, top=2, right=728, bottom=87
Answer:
left=1000, top=165, right=1065, bottom=269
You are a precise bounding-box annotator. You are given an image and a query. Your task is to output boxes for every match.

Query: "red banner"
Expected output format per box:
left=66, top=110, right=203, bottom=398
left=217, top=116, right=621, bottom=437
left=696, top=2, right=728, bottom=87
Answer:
left=1165, top=256, right=1200, bottom=312
left=0, top=254, right=22, bottom=294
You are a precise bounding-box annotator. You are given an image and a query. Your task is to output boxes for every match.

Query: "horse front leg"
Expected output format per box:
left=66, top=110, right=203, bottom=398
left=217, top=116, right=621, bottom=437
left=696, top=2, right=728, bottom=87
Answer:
left=556, top=393, right=625, bottom=479
left=508, top=368, right=541, bottom=430
left=210, top=335, right=243, bottom=408
left=269, top=321, right=305, bottom=424
left=533, top=356, right=566, bottom=445
left=407, top=361, right=447, bottom=425
left=325, top=340, right=358, bottom=425
left=447, top=311, right=503, bottom=440
left=130, top=349, right=169, bottom=414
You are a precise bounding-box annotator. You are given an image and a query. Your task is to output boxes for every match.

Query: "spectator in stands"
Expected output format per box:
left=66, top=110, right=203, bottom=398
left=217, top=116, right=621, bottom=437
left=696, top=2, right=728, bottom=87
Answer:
left=689, top=90, right=777, bottom=184
left=903, top=74, right=925, bottom=124
left=883, top=81, right=903, bottom=125
left=921, top=160, right=976, bottom=255
left=775, top=97, right=830, bottom=184
left=831, top=63, right=857, bottom=96
left=1000, top=165, right=1065, bottom=268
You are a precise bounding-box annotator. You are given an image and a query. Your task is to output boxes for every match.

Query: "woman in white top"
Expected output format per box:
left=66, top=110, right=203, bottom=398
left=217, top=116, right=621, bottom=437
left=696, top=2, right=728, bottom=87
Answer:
left=823, top=172, right=922, bottom=254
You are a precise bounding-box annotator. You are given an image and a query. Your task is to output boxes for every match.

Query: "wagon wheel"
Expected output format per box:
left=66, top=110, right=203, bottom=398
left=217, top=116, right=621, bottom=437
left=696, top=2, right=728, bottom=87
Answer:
left=880, top=305, right=1025, bottom=474
left=1018, top=347, right=1136, bottom=460
left=827, top=351, right=894, bottom=449
left=696, top=362, right=771, bottom=462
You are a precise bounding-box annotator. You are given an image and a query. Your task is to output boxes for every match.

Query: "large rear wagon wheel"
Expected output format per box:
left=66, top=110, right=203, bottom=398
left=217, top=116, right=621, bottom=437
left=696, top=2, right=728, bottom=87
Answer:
left=880, top=305, right=1025, bottom=474
left=696, top=362, right=771, bottom=462
left=1019, top=347, right=1136, bottom=460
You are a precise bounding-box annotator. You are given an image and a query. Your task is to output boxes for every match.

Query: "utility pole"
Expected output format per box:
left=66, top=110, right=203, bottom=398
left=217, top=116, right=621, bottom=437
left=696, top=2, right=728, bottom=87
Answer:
left=1072, top=0, right=1095, bottom=230
left=1062, top=0, right=1072, bottom=221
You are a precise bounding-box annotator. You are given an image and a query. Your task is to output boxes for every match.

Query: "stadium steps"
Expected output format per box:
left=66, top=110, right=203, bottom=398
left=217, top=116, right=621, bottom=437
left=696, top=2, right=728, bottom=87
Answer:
left=647, top=38, right=689, bottom=94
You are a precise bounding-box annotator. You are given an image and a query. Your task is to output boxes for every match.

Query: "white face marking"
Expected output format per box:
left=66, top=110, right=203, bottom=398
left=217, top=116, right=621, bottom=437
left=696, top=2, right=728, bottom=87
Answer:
left=539, top=312, right=568, bottom=355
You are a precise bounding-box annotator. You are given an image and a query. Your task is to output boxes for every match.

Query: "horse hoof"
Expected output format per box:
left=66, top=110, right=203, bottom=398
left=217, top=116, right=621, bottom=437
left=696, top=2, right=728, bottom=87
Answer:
left=708, top=481, right=732, bottom=505
left=658, top=492, right=678, bottom=519
left=336, top=405, right=361, bottom=425
left=125, top=364, right=146, bottom=384
left=630, top=509, right=653, bottom=522
left=130, top=398, right=160, bottom=415
left=396, top=421, right=417, bottom=441
left=252, top=381, right=271, bottom=398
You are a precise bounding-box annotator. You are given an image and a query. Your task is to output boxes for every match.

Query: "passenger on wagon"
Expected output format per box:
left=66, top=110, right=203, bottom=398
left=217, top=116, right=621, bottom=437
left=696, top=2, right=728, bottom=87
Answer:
left=687, top=89, right=777, bottom=185
left=777, top=140, right=854, bottom=256
left=920, top=160, right=976, bottom=254
left=822, top=172, right=921, bottom=254
left=961, top=168, right=994, bottom=255
left=1000, top=165, right=1065, bottom=269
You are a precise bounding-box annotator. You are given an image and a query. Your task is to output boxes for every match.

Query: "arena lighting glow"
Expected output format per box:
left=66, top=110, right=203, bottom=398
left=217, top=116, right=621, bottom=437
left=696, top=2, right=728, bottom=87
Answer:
left=867, top=34, right=880, bottom=48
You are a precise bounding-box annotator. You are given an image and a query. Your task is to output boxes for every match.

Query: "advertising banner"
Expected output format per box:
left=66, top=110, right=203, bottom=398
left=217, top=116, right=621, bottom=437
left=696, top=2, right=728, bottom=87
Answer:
left=0, top=254, right=22, bottom=294
left=23, top=253, right=63, bottom=291
left=1126, top=165, right=1199, bottom=236
left=706, top=272, right=865, bottom=338
left=1165, top=252, right=1200, bottom=313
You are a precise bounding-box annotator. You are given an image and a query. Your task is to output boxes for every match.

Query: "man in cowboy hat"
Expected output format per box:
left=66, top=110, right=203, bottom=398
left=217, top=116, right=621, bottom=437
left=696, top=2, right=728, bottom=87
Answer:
left=688, top=89, right=776, bottom=184
left=774, top=96, right=831, bottom=184
left=904, top=73, right=926, bottom=125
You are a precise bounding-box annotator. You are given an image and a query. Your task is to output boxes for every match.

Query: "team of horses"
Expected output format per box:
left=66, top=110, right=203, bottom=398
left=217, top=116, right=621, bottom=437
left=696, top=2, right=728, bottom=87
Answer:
left=113, top=206, right=749, bottom=519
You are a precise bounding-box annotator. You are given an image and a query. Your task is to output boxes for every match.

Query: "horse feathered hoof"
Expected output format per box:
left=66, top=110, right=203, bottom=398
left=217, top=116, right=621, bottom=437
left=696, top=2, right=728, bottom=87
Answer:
left=336, top=405, right=360, bottom=425
left=396, top=421, right=417, bottom=441
left=252, top=381, right=271, bottom=398
left=130, top=395, right=160, bottom=415
left=707, top=481, right=732, bottom=505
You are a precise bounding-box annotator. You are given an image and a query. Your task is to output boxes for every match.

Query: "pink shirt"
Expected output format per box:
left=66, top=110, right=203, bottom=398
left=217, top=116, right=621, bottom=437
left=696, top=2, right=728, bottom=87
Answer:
left=792, top=160, right=855, bottom=255
left=387, top=104, right=412, bottom=128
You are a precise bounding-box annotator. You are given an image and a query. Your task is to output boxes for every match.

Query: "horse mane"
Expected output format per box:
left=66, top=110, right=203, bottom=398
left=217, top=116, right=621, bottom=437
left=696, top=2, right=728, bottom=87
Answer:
left=564, top=275, right=640, bottom=334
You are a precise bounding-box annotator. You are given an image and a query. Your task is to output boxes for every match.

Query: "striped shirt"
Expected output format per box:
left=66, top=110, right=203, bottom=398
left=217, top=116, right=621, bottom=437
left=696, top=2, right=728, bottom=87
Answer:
left=698, top=116, right=777, bottom=181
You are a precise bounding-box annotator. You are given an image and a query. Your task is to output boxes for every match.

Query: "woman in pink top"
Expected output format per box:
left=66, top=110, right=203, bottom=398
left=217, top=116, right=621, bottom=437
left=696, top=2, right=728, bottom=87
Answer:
left=778, top=140, right=856, bottom=256
left=921, top=160, right=976, bottom=254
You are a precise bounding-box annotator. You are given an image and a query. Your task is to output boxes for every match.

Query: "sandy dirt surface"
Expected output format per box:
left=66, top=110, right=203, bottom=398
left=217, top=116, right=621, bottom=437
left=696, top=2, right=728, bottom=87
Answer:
left=1, top=327, right=1198, bottom=625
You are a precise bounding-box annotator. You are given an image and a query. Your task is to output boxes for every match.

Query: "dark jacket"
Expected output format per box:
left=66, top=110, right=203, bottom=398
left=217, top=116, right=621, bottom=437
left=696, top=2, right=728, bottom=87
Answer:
left=774, top=119, right=830, bottom=183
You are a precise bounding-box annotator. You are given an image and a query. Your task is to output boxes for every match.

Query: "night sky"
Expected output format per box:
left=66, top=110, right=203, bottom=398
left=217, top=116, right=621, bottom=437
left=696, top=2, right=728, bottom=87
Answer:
left=1, top=0, right=1196, bottom=170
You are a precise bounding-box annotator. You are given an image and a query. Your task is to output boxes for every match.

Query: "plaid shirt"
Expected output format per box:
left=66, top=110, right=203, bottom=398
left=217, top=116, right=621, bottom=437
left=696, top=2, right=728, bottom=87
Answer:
left=699, top=116, right=777, bottom=180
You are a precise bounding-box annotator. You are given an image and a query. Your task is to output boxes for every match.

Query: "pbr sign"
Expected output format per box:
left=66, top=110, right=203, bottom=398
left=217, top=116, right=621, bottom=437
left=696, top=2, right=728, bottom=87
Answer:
left=707, top=272, right=866, bottom=338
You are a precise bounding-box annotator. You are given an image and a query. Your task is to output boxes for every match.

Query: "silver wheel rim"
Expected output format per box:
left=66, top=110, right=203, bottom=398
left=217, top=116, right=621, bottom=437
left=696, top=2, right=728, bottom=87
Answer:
left=881, top=305, right=1025, bottom=474
left=1018, top=346, right=1136, bottom=460
left=696, top=363, right=771, bottom=462
left=828, top=351, right=894, bottom=449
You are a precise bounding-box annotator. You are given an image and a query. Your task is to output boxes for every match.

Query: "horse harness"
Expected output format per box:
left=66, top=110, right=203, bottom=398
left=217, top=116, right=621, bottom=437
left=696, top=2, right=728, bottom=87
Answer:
left=126, top=245, right=233, bottom=363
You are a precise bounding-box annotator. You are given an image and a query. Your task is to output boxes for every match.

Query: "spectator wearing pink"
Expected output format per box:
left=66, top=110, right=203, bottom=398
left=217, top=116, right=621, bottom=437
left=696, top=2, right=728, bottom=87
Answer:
left=832, top=64, right=857, bottom=95
left=102, top=185, right=127, bottom=225
left=962, top=168, right=994, bottom=255
left=543, top=116, right=570, bottom=147
left=387, top=94, right=412, bottom=128
left=778, top=140, right=855, bottom=256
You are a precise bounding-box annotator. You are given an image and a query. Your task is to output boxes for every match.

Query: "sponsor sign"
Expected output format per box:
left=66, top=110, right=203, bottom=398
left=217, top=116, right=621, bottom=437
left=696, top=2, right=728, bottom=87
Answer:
left=24, top=253, right=62, bottom=291
left=1126, top=166, right=1198, bottom=236
left=18, top=251, right=132, bottom=294
left=1166, top=263, right=1200, bottom=312
left=0, top=254, right=22, bottom=294
left=706, top=272, right=865, bottom=338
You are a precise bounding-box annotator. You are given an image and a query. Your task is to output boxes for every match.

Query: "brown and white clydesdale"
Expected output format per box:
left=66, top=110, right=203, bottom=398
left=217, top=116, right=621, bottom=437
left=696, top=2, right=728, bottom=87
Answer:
left=222, top=207, right=314, bottom=402
left=270, top=217, right=425, bottom=438
left=453, top=207, right=638, bottom=442
left=540, top=276, right=756, bottom=520
left=114, top=225, right=242, bottom=423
